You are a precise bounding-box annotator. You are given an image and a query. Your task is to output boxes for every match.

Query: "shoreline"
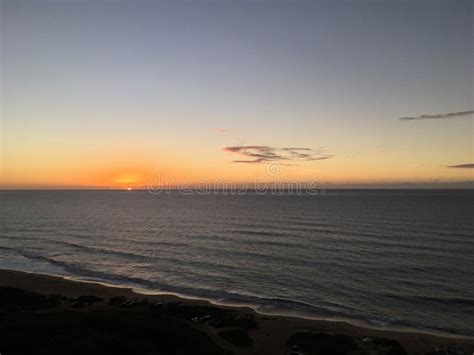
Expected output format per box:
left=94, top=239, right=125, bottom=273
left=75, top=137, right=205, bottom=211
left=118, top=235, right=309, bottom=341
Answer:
left=1, top=268, right=473, bottom=354
left=60, top=273, right=474, bottom=341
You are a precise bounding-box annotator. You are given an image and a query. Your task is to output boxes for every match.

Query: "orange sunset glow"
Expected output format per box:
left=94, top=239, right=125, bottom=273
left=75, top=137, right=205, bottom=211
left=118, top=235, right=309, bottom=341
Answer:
left=1, top=0, right=472, bottom=190
left=1, top=2, right=474, bottom=353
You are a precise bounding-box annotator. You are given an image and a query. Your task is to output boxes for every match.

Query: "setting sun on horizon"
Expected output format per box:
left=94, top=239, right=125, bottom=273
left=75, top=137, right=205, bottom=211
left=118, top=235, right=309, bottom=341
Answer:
left=1, top=1, right=473, bottom=353
left=1, top=0, right=473, bottom=190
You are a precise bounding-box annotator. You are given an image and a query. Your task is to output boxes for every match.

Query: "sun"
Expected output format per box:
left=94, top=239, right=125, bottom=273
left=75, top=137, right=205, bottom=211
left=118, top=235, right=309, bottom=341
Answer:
left=127, top=187, right=132, bottom=191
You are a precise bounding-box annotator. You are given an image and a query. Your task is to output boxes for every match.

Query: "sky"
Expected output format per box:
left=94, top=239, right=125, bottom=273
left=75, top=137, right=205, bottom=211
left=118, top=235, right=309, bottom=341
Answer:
left=1, top=0, right=473, bottom=189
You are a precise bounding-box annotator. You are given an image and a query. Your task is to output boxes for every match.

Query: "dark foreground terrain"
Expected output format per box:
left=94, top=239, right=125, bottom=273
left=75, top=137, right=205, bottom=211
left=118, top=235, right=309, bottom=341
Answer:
left=0, top=287, right=231, bottom=355
left=0, top=270, right=472, bottom=355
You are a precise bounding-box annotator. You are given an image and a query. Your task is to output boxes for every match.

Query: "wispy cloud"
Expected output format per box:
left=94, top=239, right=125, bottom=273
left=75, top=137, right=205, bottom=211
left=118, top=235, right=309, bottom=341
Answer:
left=223, top=145, right=333, bottom=164
left=399, top=110, right=474, bottom=121
left=447, top=163, right=474, bottom=169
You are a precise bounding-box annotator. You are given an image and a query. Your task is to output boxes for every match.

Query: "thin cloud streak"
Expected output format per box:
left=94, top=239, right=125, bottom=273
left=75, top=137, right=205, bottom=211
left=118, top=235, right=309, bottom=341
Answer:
left=223, top=145, right=333, bottom=164
left=447, top=163, right=474, bottom=169
left=399, top=110, right=474, bottom=120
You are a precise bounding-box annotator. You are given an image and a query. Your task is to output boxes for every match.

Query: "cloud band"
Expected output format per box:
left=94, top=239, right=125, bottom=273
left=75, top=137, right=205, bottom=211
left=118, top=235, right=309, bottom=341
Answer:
left=400, top=110, right=474, bottom=121
left=223, top=145, right=332, bottom=164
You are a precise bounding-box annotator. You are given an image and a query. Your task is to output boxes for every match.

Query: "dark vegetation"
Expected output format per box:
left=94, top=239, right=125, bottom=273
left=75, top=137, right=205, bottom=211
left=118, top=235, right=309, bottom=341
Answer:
left=0, top=287, right=229, bottom=355
left=289, top=332, right=363, bottom=355
left=0, top=287, right=420, bottom=355
left=218, top=329, right=254, bottom=347
left=288, top=332, right=408, bottom=355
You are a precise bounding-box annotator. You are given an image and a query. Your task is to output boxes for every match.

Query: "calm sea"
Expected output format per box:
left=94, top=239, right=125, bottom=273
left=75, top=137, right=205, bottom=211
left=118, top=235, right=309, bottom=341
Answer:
left=0, top=190, right=473, bottom=336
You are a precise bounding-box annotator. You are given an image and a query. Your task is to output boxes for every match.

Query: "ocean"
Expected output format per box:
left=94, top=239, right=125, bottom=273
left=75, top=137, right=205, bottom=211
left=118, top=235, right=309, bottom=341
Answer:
left=0, top=189, right=472, bottom=336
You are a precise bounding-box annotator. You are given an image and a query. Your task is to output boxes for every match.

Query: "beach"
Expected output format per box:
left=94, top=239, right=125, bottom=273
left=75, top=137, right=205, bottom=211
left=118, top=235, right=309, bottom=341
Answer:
left=0, top=269, right=472, bottom=355
left=2, top=0, right=473, bottom=353
left=2, top=190, right=472, bottom=337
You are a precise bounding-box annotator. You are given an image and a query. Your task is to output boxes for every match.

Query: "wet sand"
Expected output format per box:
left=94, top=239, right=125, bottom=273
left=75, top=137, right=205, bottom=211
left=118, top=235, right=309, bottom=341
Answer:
left=0, top=269, right=472, bottom=355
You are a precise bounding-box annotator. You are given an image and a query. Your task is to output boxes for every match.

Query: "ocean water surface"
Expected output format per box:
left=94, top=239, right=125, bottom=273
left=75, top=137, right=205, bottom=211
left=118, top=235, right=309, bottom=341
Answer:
left=0, top=190, right=473, bottom=336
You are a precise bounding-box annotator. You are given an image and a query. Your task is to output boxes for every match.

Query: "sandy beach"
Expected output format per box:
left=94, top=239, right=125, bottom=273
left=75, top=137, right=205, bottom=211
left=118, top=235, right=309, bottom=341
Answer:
left=0, top=269, right=472, bottom=355
left=3, top=0, right=473, bottom=353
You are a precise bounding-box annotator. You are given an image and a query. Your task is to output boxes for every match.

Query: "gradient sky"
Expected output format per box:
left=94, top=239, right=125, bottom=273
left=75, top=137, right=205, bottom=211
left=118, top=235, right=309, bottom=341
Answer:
left=1, top=0, right=473, bottom=188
